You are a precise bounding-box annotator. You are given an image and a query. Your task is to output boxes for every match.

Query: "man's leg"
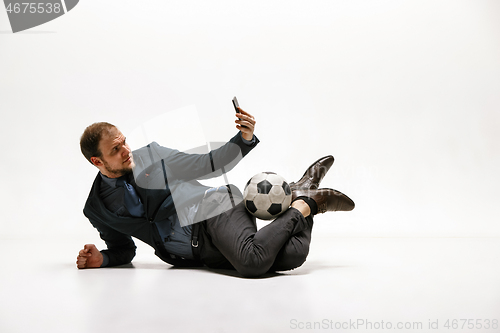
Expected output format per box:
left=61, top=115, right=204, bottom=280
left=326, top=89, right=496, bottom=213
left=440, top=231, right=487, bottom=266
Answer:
left=202, top=201, right=312, bottom=278
left=197, top=175, right=354, bottom=277
left=269, top=228, right=313, bottom=272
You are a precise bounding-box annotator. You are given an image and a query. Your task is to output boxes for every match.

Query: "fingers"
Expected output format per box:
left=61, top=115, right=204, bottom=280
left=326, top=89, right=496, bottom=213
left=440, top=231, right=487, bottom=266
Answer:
left=235, top=113, right=255, bottom=124
left=235, top=118, right=254, bottom=129
left=79, top=245, right=93, bottom=257
left=236, top=108, right=254, bottom=121
left=76, top=244, right=96, bottom=269
left=234, top=108, right=256, bottom=141
left=235, top=109, right=256, bottom=128
left=76, top=253, right=88, bottom=269
left=83, top=244, right=98, bottom=256
left=237, top=107, right=252, bottom=117
left=236, top=121, right=254, bottom=133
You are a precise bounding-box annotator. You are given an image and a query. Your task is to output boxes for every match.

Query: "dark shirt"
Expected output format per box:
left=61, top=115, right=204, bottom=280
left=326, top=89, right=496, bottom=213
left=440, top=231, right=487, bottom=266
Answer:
left=99, top=172, right=194, bottom=261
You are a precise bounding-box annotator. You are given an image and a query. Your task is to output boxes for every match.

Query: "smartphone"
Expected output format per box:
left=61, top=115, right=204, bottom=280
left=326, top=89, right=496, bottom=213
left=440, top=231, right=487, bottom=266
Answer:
left=232, top=96, right=247, bottom=128
left=232, top=96, right=240, bottom=113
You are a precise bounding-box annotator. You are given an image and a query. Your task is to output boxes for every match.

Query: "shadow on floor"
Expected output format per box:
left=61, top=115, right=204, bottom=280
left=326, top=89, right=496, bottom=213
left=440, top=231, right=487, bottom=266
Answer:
left=106, top=261, right=352, bottom=278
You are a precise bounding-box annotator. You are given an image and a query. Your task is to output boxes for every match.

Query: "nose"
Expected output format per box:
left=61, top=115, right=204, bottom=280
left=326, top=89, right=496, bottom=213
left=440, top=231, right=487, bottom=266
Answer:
left=123, top=144, right=131, bottom=155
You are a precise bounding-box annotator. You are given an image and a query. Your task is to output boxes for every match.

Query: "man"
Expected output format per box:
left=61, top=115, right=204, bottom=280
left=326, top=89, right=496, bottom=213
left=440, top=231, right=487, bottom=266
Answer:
left=77, top=108, right=354, bottom=277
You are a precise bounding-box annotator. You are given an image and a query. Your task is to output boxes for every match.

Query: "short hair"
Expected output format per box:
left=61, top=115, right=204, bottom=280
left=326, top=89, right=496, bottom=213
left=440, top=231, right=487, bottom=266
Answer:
left=80, top=122, right=116, bottom=164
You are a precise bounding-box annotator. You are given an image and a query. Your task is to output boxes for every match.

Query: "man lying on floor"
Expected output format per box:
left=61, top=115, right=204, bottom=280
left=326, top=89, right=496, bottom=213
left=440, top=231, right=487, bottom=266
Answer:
left=76, top=108, right=354, bottom=277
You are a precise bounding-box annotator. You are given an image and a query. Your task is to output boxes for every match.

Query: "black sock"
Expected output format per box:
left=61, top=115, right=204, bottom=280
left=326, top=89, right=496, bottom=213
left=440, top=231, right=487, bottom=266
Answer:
left=295, top=196, right=318, bottom=215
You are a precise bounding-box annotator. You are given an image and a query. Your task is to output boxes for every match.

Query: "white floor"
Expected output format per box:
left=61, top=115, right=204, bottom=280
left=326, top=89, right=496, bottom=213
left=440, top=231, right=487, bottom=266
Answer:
left=1, top=235, right=499, bottom=333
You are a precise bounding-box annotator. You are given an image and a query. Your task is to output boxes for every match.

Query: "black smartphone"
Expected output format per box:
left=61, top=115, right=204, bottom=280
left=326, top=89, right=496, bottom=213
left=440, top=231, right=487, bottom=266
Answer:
left=232, top=96, right=247, bottom=128
left=232, top=96, right=240, bottom=113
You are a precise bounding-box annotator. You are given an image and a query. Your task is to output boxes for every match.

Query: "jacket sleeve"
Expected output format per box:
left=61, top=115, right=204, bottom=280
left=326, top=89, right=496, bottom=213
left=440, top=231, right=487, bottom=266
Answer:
left=153, top=132, right=259, bottom=182
left=88, top=217, right=137, bottom=267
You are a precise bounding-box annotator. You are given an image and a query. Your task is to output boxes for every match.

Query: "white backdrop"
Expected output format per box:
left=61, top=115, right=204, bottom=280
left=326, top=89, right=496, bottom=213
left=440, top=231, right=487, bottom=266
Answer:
left=0, top=0, right=499, bottom=241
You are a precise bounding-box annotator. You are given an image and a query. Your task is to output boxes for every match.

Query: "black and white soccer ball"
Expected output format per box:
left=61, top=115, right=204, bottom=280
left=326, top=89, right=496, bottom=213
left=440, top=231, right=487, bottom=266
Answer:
left=243, top=172, right=292, bottom=220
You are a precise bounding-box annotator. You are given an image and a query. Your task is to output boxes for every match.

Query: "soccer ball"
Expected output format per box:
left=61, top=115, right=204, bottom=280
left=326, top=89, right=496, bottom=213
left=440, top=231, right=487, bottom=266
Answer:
left=243, top=172, right=292, bottom=220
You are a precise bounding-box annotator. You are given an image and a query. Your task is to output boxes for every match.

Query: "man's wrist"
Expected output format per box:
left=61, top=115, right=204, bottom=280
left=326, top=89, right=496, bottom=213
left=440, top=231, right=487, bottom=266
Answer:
left=241, top=133, right=255, bottom=145
left=100, top=252, right=109, bottom=267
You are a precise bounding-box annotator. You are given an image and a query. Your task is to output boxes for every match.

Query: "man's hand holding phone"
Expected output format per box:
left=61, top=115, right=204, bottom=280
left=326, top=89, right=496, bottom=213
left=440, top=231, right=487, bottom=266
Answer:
left=232, top=96, right=256, bottom=141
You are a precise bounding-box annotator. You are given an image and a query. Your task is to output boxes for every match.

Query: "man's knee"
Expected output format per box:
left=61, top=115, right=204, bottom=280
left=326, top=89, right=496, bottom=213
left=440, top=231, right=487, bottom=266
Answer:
left=271, top=248, right=309, bottom=272
left=235, top=256, right=273, bottom=278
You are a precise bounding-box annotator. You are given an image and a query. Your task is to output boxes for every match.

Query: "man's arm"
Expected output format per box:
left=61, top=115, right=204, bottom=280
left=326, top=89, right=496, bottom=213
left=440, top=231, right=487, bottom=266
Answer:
left=148, top=109, right=258, bottom=182
left=77, top=215, right=137, bottom=269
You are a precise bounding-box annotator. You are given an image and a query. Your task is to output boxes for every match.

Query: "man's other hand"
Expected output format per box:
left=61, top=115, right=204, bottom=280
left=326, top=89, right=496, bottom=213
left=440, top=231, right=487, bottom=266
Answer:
left=76, top=244, right=103, bottom=269
left=235, top=108, right=256, bottom=141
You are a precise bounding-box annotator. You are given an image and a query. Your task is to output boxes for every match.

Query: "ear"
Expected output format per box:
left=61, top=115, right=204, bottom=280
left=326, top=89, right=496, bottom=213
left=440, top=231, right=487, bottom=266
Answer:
left=90, top=156, right=103, bottom=167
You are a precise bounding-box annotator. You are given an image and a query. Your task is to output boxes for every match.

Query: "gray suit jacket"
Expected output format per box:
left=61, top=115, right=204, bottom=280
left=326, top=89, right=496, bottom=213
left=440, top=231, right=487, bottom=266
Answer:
left=83, top=132, right=259, bottom=267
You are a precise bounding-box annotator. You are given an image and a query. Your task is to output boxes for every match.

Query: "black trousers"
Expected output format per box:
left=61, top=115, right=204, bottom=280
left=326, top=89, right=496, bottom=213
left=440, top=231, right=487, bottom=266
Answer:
left=197, top=200, right=314, bottom=278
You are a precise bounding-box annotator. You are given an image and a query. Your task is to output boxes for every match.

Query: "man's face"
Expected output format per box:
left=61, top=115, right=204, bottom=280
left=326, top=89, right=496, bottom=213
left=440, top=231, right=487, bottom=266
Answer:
left=93, top=127, right=134, bottom=178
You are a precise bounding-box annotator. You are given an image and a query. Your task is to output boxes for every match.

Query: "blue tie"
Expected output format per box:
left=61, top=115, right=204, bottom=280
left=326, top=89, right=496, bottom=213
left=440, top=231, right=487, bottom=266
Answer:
left=116, top=177, right=145, bottom=217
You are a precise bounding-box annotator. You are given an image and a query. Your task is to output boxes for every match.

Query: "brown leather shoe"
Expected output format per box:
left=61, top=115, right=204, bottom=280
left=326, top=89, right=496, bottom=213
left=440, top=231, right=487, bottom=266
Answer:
left=292, top=188, right=355, bottom=213
left=289, top=155, right=334, bottom=191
